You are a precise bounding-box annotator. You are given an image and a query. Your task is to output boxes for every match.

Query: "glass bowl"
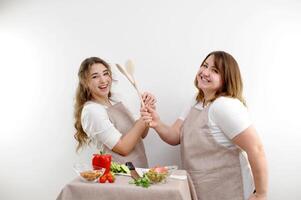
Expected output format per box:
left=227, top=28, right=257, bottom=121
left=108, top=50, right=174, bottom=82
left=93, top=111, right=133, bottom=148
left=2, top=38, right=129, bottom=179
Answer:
left=73, top=163, right=105, bottom=182
left=145, top=166, right=172, bottom=184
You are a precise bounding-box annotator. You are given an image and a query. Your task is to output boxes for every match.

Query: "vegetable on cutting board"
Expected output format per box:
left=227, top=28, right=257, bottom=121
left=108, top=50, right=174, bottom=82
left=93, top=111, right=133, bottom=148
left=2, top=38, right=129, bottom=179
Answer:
left=110, top=161, right=130, bottom=174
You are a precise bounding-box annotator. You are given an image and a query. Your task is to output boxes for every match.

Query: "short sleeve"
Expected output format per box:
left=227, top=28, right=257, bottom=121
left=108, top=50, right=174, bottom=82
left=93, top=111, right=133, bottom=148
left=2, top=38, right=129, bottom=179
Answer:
left=81, top=102, right=122, bottom=149
left=209, top=97, right=252, bottom=139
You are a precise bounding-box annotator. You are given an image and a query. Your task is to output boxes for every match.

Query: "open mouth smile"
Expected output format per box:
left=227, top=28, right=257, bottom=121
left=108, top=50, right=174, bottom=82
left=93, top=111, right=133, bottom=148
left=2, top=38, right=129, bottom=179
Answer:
left=200, top=75, right=210, bottom=83
left=98, top=84, right=109, bottom=90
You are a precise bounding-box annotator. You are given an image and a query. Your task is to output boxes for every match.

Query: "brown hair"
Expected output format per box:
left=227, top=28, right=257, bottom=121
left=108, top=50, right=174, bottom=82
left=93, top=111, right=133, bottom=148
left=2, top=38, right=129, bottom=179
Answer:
left=74, top=57, right=112, bottom=152
left=194, top=51, right=246, bottom=105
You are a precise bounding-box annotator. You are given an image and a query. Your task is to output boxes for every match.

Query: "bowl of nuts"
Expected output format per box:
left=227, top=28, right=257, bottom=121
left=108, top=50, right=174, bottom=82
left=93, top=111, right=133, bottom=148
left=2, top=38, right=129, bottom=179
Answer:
left=73, top=163, right=105, bottom=182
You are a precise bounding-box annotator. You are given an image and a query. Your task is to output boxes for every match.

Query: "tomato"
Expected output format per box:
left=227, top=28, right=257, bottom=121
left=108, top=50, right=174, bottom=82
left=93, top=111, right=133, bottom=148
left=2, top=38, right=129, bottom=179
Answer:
left=153, top=166, right=168, bottom=173
left=105, top=172, right=114, bottom=183
left=99, top=174, right=107, bottom=183
left=107, top=174, right=115, bottom=183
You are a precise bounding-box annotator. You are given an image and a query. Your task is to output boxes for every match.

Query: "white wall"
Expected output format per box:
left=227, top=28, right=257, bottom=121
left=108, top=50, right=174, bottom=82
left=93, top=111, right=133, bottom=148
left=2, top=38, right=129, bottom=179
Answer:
left=1, top=0, right=301, bottom=199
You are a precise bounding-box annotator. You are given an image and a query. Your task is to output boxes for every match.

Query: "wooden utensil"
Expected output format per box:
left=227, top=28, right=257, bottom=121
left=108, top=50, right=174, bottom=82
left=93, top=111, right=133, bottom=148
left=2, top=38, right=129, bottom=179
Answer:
left=116, top=60, right=145, bottom=107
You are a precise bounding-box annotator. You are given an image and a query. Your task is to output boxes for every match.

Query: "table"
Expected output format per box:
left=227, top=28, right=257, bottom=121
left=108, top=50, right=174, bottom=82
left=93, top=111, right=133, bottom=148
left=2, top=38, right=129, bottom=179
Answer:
left=57, top=170, right=197, bottom=200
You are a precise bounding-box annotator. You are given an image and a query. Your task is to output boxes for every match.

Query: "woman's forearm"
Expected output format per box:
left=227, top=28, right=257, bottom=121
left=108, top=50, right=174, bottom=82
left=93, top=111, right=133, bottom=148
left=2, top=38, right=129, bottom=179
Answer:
left=232, top=126, right=268, bottom=198
left=154, top=119, right=182, bottom=145
left=247, top=144, right=268, bottom=197
left=112, top=119, right=146, bottom=156
left=140, top=106, right=182, bottom=145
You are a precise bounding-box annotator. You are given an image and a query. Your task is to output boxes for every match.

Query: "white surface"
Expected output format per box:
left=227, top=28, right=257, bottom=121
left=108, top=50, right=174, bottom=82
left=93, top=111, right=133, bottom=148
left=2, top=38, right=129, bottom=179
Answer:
left=169, top=175, right=187, bottom=180
left=0, top=0, right=301, bottom=200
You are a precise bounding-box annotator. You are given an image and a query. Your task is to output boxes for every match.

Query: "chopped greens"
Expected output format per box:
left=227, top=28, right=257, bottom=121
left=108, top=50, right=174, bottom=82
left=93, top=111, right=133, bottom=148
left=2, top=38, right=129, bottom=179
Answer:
left=129, top=174, right=151, bottom=188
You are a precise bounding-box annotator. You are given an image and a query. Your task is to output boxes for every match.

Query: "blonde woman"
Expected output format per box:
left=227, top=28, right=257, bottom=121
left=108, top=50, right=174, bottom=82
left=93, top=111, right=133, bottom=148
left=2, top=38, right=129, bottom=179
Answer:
left=141, top=51, right=268, bottom=199
left=74, top=57, right=155, bottom=168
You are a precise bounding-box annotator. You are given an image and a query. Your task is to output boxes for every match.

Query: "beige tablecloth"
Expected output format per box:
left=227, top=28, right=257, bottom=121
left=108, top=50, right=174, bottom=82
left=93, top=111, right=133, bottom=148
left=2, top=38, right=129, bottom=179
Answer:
left=57, top=170, right=197, bottom=200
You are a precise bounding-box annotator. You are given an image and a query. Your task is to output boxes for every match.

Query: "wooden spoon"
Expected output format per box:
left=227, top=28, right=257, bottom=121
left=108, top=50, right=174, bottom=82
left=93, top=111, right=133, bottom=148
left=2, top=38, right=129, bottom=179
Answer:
left=116, top=60, right=145, bottom=107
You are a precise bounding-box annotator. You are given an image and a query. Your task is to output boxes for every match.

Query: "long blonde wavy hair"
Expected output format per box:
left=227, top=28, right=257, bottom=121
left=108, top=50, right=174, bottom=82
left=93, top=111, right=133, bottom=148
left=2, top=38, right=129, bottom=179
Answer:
left=74, top=57, right=112, bottom=152
left=194, top=51, right=246, bottom=105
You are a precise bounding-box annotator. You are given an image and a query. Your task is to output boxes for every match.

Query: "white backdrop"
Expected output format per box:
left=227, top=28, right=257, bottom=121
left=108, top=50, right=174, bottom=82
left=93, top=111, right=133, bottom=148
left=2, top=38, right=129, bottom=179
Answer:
left=1, top=0, right=301, bottom=199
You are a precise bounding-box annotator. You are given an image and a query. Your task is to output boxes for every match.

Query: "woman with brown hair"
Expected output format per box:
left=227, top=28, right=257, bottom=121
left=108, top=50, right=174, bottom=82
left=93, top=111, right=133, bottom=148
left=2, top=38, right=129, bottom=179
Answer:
left=74, top=57, right=155, bottom=168
left=141, top=51, right=268, bottom=199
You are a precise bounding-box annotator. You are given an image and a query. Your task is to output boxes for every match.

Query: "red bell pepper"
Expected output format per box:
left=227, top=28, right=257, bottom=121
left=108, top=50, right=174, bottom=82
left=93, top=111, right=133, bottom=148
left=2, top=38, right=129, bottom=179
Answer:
left=92, top=152, right=114, bottom=183
left=92, top=153, right=111, bottom=173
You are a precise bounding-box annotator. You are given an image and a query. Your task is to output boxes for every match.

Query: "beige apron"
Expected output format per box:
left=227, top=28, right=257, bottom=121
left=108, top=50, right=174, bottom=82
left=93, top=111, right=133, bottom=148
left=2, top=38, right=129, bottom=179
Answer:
left=103, top=102, right=148, bottom=168
left=181, top=105, right=247, bottom=200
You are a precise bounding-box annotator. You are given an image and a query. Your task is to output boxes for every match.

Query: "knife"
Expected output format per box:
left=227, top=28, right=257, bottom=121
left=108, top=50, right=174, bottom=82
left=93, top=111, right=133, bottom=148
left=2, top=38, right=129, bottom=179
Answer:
left=125, top=162, right=141, bottom=180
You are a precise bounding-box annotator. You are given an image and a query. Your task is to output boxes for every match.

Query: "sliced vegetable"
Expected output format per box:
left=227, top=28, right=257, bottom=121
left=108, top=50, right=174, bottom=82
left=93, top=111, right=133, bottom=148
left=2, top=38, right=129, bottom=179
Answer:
left=110, top=161, right=130, bottom=174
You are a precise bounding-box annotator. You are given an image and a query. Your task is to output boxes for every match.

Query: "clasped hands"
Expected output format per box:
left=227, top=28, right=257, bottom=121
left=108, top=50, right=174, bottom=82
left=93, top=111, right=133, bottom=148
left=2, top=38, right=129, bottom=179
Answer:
left=140, top=92, right=158, bottom=127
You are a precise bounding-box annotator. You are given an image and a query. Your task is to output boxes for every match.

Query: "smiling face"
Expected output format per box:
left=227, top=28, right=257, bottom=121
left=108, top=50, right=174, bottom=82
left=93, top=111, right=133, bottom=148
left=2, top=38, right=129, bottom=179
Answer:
left=87, top=63, right=112, bottom=102
left=196, top=55, right=223, bottom=99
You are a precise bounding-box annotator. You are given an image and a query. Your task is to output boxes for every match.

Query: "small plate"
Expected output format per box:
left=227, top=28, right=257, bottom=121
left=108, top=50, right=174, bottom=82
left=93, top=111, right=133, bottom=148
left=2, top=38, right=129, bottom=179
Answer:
left=114, top=172, right=131, bottom=177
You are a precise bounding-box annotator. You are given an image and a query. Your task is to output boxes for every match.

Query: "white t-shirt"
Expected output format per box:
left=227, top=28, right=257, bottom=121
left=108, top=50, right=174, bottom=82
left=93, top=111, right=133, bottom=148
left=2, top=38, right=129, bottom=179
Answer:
left=81, top=63, right=141, bottom=150
left=179, top=96, right=251, bottom=147
left=179, top=96, right=254, bottom=199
